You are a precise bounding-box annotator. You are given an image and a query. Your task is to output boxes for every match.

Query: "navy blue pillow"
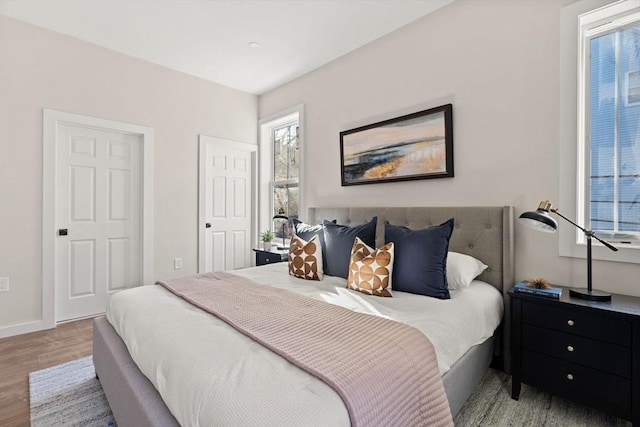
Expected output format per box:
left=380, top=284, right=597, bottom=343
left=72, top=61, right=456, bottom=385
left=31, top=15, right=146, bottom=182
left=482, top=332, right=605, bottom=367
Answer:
left=323, top=217, right=377, bottom=279
left=385, top=219, right=454, bottom=299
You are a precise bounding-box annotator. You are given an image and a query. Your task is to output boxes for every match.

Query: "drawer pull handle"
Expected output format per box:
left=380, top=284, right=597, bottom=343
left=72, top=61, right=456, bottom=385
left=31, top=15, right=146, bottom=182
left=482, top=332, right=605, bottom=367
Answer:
left=567, top=345, right=574, bottom=352
left=567, top=374, right=574, bottom=381
left=567, top=320, right=575, bottom=326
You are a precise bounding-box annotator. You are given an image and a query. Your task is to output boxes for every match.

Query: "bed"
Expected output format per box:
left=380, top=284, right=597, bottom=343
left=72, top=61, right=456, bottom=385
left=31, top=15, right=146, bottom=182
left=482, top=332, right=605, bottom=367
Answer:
left=93, top=206, right=514, bottom=426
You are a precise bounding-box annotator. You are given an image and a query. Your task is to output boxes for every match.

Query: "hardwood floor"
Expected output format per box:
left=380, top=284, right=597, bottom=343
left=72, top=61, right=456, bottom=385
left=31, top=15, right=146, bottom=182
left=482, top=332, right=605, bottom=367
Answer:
left=0, top=318, right=94, bottom=427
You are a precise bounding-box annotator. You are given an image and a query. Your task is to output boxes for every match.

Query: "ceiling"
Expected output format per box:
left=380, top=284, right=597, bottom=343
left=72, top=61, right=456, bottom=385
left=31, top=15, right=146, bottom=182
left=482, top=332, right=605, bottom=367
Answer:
left=0, top=0, right=453, bottom=94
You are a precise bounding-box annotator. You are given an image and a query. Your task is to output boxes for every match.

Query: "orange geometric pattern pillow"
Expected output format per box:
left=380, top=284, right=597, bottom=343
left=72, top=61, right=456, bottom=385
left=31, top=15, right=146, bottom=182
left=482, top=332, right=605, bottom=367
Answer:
left=288, top=234, right=323, bottom=280
left=347, top=237, right=394, bottom=297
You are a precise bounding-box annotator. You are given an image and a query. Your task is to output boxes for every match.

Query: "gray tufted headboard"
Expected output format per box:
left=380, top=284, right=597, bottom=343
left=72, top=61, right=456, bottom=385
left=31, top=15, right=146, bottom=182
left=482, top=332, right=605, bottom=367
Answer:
left=308, top=206, right=514, bottom=292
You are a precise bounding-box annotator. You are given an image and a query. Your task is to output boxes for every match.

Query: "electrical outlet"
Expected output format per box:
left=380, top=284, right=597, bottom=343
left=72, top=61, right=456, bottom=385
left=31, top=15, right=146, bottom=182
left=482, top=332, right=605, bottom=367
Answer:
left=174, top=258, right=183, bottom=270
left=0, top=277, right=9, bottom=293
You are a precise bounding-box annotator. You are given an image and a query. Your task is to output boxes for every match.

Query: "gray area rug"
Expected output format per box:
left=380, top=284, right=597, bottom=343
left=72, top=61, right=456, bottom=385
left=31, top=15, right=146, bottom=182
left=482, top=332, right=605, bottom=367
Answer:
left=454, top=368, right=631, bottom=426
left=30, top=358, right=630, bottom=426
left=29, top=356, right=115, bottom=427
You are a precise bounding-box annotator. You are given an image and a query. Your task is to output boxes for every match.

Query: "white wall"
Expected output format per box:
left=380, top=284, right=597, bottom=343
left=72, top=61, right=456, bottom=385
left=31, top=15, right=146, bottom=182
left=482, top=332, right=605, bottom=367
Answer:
left=259, top=0, right=640, bottom=296
left=0, top=16, right=258, bottom=333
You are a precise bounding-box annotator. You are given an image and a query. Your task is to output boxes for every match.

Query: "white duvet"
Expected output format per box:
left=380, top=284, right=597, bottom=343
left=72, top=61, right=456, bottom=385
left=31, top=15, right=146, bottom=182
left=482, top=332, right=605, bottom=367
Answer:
left=107, top=262, right=503, bottom=427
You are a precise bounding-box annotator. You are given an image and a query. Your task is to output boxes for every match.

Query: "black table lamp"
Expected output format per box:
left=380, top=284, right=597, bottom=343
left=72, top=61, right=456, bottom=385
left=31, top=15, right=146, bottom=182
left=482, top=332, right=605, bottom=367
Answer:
left=519, top=200, right=618, bottom=302
left=272, top=214, right=289, bottom=249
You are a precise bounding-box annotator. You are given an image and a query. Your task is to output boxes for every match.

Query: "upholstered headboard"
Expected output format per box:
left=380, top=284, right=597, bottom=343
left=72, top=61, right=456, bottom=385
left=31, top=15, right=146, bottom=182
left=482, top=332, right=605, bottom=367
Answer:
left=308, top=206, right=514, bottom=292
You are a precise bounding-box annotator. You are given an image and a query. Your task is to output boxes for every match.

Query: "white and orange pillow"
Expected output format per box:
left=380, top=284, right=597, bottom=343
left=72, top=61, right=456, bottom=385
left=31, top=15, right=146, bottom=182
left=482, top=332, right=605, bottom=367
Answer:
left=347, top=237, right=394, bottom=297
left=288, top=234, right=323, bottom=281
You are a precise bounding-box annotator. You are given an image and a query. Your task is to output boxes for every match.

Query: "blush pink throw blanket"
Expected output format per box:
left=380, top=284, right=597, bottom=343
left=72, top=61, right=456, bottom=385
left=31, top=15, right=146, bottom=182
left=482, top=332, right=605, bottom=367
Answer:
left=158, top=272, right=453, bottom=427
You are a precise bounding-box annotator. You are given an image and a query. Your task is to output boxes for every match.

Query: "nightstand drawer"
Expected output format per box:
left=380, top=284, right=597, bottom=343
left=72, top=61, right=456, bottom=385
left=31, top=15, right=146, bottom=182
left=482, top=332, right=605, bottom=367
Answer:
left=522, top=350, right=631, bottom=412
left=522, top=324, right=631, bottom=377
left=256, top=251, right=285, bottom=266
left=522, top=300, right=631, bottom=346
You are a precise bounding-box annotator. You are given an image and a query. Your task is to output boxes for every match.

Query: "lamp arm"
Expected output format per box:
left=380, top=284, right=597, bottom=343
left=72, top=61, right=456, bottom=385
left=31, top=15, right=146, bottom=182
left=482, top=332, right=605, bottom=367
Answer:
left=550, top=209, right=586, bottom=233
left=551, top=209, right=618, bottom=252
left=589, top=233, right=619, bottom=252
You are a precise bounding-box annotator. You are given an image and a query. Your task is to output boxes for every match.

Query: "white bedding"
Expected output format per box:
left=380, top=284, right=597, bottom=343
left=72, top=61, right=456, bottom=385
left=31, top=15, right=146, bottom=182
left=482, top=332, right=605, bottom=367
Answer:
left=107, top=262, right=503, bottom=426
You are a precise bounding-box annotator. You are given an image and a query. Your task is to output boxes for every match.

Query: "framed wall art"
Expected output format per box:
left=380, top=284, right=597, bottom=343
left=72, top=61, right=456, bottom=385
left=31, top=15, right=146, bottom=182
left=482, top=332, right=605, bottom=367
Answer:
left=340, top=104, right=453, bottom=186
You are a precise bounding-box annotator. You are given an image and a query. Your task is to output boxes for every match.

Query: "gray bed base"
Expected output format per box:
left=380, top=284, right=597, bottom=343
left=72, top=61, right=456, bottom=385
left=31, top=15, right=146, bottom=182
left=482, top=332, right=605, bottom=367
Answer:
left=94, top=315, right=494, bottom=426
left=94, top=316, right=180, bottom=427
left=93, top=205, right=514, bottom=426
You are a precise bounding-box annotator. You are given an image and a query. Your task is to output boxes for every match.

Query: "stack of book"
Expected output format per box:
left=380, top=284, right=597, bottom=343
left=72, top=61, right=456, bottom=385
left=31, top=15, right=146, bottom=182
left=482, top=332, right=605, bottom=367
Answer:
left=513, top=281, right=562, bottom=300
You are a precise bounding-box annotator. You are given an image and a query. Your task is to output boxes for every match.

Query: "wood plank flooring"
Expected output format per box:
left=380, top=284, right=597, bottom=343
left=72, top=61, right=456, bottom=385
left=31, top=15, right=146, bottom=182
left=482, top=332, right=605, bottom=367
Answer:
left=0, top=318, right=94, bottom=427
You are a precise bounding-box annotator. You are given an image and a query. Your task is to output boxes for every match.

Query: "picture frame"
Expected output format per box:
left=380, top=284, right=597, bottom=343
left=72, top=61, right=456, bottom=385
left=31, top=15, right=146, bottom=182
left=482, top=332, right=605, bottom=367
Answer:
left=340, top=104, right=453, bottom=186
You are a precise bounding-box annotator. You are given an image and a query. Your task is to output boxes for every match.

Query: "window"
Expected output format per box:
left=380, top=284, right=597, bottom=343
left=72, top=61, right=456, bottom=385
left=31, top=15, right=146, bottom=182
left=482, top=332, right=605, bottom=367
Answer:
left=578, top=1, right=640, bottom=245
left=625, top=69, right=640, bottom=106
left=258, top=105, right=304, bottom=246
left=272, top=121, right=299, bottom=220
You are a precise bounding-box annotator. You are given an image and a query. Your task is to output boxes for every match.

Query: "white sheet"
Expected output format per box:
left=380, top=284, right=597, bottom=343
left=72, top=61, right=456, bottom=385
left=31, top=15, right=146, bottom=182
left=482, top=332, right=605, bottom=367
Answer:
left=107, top=263, right=503, bottom=427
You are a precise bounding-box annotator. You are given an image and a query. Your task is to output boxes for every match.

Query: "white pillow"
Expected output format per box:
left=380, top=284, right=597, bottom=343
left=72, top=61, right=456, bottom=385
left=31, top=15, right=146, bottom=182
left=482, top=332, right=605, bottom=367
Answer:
left=447, top=252, right=488, bottom=290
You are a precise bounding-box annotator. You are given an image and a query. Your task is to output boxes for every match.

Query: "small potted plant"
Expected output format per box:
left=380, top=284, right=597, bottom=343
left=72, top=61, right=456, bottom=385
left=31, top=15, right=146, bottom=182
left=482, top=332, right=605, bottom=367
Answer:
left=260, top=229, right=274, bottom=251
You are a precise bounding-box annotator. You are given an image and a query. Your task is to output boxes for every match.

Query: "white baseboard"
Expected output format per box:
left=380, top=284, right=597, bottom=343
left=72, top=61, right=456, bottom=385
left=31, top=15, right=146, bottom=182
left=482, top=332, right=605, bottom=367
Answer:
left=0, top=319, right=54, bottom=339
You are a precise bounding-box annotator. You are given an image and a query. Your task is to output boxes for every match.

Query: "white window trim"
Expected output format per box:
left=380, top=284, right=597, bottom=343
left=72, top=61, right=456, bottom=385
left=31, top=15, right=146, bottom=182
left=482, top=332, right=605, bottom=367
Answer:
left=258, top=104, right=304, bottom=238
left=560, top=0, right=639, bottom=264
left=624, top=69, right=640, bottom=107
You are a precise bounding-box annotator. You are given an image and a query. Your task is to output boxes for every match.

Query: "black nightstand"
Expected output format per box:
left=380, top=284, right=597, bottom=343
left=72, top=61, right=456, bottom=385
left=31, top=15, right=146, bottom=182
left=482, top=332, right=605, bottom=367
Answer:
left=510, top=285, right=640, bottom=425
left=253, top=248, right=287, bottom=266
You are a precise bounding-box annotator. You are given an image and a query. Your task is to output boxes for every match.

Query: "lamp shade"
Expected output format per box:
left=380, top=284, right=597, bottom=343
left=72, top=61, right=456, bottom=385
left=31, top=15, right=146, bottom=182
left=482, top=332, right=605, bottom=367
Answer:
left=519, top=210, right=558, bottom=233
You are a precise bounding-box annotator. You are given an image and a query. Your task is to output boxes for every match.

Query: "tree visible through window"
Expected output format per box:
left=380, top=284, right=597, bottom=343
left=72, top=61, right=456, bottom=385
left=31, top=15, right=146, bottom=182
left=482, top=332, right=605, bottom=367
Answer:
left=272, top=121, right=299, bottom=240
left=582, top=6, right=640, bottom=242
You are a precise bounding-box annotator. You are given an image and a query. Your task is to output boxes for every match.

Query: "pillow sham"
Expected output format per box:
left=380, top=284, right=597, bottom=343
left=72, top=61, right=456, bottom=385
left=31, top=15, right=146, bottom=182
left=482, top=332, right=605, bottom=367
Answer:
left=323, top=217, right=377, bottom=279
left=347, top=237, right=394, bottom=297
left=447, top=252, right=488, bottom=290
left=384, top=218, right=454, bottom=299
left=288, top=234, right=323, bottom=281
left=292, top=219, right=336, bottom=268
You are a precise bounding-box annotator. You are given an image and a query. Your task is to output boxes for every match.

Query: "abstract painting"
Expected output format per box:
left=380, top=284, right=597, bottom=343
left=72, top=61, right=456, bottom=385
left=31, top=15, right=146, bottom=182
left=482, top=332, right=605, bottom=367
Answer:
left=340, top=104, right=453, bottom=186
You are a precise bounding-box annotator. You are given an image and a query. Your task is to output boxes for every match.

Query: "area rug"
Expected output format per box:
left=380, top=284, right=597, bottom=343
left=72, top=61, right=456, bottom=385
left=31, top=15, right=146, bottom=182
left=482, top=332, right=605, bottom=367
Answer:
left=29, top=356, right=115, bottom=427
left=455, top=368, right=631, bottom=427
left=30, top=358, right=630, bottom=426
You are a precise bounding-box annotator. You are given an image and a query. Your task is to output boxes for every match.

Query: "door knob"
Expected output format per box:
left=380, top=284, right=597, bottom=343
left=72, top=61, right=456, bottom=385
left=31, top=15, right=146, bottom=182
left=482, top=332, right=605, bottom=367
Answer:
left=205, top=223, right=211, bottom=228
left=58, top=229, right=68, bottom=236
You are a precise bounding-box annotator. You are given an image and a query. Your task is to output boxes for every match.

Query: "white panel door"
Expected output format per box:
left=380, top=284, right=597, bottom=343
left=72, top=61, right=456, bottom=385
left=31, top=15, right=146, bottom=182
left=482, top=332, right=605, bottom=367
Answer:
left=56, top=124, right=141, bottom=321
left=199, top=136, right=255, bottom=272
